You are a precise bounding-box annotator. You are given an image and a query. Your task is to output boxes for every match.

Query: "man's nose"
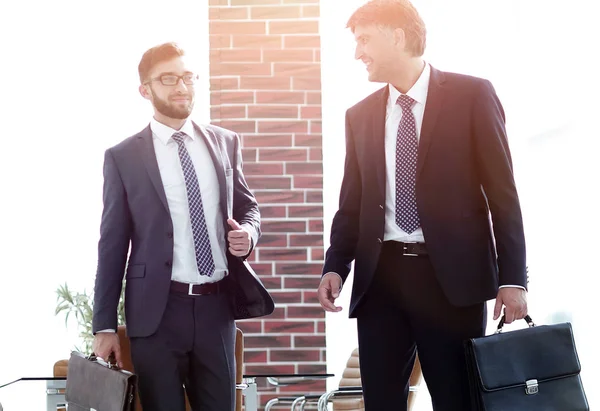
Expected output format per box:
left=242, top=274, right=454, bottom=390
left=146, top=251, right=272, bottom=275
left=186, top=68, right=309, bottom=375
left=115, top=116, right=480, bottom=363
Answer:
left=174, top=78, right=188, bottom=92
left=354, top=44, right=363, bottom=60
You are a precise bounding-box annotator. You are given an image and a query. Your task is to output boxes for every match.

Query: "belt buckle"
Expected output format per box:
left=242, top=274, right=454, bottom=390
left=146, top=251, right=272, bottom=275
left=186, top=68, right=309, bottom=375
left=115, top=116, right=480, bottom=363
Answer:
left=403, top=242, right=419, bottom=257
left=188, top=283, right=201, bottom=296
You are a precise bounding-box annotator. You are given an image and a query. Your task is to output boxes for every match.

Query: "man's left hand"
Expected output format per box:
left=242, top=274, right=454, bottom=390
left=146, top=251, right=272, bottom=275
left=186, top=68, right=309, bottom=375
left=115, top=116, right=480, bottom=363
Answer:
left=227, top=218, right=251, bottom=257
left=493, top=287, right=528, bottom=324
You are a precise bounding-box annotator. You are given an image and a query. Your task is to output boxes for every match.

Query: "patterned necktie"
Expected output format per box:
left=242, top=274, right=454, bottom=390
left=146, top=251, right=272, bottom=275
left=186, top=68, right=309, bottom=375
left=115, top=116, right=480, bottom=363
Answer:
left=395, top=94, right=421, bottom=234
left=171, top=132, right=215, bottom=277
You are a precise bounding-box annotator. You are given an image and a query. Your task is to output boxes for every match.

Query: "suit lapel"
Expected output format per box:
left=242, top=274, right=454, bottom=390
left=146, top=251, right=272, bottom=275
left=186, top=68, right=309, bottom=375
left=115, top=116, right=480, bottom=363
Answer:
left=372, top=85, right=389, bottom=200
left=139, top=122, right=229, bottom=220
left=194, top=123, right=229, bottom=221
left=417, top=67, right=446, bottom=178
left=138, top=126, right=170, bottom=213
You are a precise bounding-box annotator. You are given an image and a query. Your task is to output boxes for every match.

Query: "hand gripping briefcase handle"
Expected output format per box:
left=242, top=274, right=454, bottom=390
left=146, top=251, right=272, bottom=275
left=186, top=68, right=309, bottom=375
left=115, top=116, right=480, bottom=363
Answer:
left=65, top=350, right=137, bottom=411
left=87, top=352, right=119, bottom=369
left=495, top=314, right=535, bottom=333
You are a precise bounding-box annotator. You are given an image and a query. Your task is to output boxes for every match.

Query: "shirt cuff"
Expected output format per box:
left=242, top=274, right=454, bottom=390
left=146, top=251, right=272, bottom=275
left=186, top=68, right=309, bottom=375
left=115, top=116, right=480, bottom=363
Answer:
left=96, top=329, right=116, bottom=333
left=499, top=285, right=526, bottom=291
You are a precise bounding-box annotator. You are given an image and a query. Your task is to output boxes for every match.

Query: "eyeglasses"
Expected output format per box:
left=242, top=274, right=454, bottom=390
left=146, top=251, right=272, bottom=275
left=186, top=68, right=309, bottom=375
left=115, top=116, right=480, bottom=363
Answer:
left=146, top=73, right=199, bottom=86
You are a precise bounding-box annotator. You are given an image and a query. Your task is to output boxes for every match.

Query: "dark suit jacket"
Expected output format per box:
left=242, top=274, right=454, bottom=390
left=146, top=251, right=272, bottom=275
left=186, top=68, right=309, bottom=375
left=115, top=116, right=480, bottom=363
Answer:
left=323, top=67, right=527, bottom=317
left=92, top=122, right=274, bottom=338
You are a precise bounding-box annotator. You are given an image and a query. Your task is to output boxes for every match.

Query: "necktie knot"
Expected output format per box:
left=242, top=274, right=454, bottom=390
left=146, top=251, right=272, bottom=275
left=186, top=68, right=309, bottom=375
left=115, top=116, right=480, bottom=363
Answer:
left=171, top=131, right=188, bottom=145
left=396, top=94, right=415, bottom=110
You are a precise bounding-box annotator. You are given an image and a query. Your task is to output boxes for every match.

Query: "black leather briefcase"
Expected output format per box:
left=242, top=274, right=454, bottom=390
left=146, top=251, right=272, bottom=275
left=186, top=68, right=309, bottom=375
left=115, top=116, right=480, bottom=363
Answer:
left=465, top=315, right=589, bottom=410
left=65, top=351, right=137, bottom=411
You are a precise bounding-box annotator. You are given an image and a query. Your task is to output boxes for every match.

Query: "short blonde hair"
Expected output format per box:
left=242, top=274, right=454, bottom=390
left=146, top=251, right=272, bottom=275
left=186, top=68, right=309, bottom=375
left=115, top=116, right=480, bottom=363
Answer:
left=347, top=0, right=427, bottom=57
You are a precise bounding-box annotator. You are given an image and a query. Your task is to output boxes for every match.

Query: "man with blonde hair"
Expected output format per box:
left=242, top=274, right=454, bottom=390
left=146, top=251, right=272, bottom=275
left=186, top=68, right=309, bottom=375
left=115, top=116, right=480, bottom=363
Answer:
left=318, top=1, right=528, bottom=409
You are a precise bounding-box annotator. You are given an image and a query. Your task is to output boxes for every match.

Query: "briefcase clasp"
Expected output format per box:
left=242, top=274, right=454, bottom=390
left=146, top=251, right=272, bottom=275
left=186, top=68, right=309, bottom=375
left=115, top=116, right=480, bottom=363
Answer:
left=525, top=379, right=539, bottom=395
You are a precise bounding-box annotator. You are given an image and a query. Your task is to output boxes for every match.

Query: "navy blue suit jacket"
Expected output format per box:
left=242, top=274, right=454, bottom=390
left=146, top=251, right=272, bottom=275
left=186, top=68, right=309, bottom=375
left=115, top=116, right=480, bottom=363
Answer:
left=92, top=123, right=274, bottom=338
left=323, top=67, right=527, bottom=317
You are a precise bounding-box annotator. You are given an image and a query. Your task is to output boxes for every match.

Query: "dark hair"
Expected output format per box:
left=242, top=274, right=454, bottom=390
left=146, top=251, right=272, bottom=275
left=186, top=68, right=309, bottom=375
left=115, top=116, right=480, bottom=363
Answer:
left=347, top=0, right=426, bottom=57
left=138, top=42, right=186, bottom=84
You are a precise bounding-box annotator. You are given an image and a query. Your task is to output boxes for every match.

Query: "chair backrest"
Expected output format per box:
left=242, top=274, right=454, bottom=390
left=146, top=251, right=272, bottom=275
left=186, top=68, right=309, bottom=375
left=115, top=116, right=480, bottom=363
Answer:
left=235, top=327, right=243, bottom=411
left=333, top=348, right=423, bottom=411
left=338, top=348, right=361, bottom=388
left=116, top=326, right=145, bottom=411
left=116, top=326, right=134, bottom=373
left=334, top=348, right=364, bottom=411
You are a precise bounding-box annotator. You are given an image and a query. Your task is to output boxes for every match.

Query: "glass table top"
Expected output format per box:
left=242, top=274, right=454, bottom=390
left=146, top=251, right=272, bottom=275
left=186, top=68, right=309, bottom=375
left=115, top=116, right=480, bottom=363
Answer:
left=0, top=377, right=66, bottom=410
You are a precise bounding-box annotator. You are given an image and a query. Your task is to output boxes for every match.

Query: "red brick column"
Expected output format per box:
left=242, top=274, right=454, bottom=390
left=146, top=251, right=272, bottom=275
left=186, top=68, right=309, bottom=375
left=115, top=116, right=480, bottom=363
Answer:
left=209, top=0, right=325, bottom=407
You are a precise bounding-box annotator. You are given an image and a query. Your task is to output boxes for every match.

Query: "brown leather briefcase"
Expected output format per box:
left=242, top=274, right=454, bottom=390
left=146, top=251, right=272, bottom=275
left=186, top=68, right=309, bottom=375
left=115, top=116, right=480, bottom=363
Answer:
left=65, top=351, right=137, bottom=411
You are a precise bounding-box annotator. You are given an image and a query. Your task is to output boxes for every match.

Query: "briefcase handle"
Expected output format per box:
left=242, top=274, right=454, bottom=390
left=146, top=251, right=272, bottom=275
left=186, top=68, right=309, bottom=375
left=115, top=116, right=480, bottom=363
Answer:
left=87, top=352, right=120, bottom=370
left=495, top=314, right=535, bottom=334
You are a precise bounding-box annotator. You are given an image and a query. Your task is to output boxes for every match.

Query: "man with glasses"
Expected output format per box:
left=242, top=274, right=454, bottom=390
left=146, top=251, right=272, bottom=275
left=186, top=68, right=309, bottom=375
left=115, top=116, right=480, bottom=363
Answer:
left=91, top=42, right=273, bottom=411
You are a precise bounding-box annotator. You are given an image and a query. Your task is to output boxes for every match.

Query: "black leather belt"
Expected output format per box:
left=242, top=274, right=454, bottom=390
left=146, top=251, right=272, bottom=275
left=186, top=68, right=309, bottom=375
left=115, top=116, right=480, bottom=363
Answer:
left=385, top=241, right=428, bottom=256
left=170, top=280, right=223, bottom=296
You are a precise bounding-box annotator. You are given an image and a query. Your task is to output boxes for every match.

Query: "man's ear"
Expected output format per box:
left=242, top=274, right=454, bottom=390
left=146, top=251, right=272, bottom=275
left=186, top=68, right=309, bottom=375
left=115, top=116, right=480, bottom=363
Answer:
left=393, top=27, right=406, bottom=48
left=139, top=84, right=151, bottom=100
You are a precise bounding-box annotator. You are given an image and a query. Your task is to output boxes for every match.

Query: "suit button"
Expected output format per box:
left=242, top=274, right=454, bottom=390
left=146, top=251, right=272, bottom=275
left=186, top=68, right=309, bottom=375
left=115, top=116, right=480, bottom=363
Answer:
left=165, top=261, right=172, bottom=268
left=167, top=232, right=173, bottom=239
left=377, top=238, right=382, bottom=244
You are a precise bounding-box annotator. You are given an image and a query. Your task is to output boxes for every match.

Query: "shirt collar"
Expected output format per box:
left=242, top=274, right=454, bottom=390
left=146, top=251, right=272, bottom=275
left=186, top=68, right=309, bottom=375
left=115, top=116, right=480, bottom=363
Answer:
left=150, top=117, right=196, bottom=145
left=388, top=62, right=431, bottom=107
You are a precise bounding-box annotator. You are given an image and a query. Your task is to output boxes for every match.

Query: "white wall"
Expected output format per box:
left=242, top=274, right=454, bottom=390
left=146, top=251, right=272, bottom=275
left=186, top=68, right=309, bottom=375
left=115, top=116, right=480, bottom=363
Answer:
left=0, top=0, right=209, bottom=384
left=320, top=0, right=600, bottom=408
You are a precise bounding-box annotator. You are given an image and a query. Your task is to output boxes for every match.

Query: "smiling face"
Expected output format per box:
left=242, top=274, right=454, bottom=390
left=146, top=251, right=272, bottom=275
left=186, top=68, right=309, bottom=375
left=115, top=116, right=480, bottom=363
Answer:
left=347, top=1, right=428, bottom=84
left=139, top=55, right=196, bottom=123
left=353, top=24, right=406, bottom=84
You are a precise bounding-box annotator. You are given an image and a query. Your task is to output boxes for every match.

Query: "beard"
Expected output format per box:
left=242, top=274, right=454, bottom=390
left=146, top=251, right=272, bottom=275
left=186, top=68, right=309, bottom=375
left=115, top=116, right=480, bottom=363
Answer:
left=150, top=89, right=194, bottom=120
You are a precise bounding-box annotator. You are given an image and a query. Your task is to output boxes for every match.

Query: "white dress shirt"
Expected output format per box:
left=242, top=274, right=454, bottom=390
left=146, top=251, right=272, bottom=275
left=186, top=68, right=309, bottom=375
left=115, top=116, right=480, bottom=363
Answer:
left=151, top=118, right=228, bottom=284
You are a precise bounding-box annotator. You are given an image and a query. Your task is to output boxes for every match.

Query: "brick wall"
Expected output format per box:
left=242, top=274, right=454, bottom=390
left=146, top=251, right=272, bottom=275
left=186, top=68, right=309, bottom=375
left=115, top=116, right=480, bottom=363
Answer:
left=208, top=0, right=324, bottom=407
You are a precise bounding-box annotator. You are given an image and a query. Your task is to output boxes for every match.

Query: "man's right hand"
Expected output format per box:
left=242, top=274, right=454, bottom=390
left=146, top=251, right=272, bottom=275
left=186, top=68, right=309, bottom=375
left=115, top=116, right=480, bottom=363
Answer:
left=317, top=272, right=343, bottom=312
left=92, top=332, right=123, bottom=368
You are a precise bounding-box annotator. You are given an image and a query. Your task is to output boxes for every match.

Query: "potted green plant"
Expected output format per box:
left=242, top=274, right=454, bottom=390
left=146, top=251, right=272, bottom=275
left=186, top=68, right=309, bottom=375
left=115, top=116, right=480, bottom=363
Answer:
left=55, top=282, right=126, bottom=354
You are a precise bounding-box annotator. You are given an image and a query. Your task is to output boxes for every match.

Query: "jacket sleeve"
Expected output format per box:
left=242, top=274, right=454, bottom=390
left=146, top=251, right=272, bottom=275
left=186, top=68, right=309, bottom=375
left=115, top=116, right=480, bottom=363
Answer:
left=92, top=149, right=131, bottom=333
left=472, top=79, right=527, bottom=289
left=322, top=110, right=362, bottom=283
left=231, top=133, right=260, bottom=256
